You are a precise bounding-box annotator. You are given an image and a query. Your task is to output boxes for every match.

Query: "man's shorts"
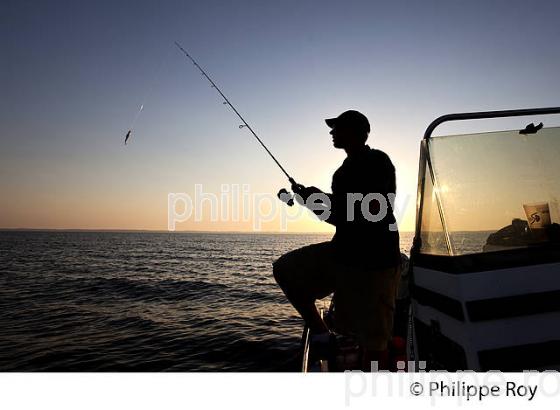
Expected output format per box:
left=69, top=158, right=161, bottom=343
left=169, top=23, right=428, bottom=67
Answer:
left=273, top=241, right=401, bottom=351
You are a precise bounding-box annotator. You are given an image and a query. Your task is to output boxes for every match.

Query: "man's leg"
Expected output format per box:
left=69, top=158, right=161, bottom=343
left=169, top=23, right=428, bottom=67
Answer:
left=335, top=264, right=402, bottom=362
left=273, top=242, right=336, bottom=333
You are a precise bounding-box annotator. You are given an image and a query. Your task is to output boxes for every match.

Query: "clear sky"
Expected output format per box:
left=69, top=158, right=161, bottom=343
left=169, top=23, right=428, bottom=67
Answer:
left=2, top=0, right=560, bottom=232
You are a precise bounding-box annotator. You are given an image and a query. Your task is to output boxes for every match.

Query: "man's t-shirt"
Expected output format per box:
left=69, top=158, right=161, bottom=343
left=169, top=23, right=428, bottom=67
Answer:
left=329, top=144, right=400, bottom=269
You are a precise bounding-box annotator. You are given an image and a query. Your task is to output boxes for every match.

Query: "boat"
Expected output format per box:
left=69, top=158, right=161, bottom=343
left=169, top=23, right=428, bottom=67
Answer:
left=303, top=107, right=560, bottom=372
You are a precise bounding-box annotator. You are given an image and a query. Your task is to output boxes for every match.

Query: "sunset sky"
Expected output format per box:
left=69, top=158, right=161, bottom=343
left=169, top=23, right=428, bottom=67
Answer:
left=2, top=0, right=560, bottom=232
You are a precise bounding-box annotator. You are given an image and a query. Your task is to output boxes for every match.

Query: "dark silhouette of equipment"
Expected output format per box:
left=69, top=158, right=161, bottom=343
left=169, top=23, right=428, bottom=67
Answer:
left=520, top=122, right=543, bottom=134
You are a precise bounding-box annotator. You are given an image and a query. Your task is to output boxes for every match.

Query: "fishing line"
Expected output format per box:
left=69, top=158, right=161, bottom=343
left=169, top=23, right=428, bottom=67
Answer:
left=125, top=45, right=173, bottom=145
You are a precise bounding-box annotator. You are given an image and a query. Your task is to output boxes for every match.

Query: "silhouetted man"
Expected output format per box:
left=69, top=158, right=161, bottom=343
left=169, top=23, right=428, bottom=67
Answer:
left=273, top=110, right=401, bottom=357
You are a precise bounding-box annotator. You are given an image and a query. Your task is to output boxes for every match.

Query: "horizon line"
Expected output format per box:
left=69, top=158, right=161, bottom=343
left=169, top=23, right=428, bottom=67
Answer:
left=0, top=227, right=415, bottom=234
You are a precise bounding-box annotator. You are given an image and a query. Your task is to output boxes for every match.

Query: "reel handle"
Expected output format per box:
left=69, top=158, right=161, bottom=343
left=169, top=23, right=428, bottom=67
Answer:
left=277, top=188, right=294, bottom=206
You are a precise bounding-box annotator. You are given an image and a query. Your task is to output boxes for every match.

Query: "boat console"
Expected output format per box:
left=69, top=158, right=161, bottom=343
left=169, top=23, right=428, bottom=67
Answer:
left=410, top=107, right=560, bottom=371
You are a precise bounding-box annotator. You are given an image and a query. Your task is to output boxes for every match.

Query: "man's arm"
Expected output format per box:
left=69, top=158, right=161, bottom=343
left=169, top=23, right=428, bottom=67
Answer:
left=291, top=184, right=337, bottom=225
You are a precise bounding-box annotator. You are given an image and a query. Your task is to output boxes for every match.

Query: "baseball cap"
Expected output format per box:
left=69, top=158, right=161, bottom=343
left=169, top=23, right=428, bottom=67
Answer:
left=325, top=110, right=371, bottom=134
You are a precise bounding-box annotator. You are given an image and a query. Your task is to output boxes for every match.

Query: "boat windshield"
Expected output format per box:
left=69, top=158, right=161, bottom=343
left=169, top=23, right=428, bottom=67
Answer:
left=418, top=126, right=560, bottom=255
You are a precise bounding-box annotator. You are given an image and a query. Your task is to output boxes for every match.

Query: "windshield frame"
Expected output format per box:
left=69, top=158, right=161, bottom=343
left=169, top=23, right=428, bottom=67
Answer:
left=412, top=107, right=560, bottom=258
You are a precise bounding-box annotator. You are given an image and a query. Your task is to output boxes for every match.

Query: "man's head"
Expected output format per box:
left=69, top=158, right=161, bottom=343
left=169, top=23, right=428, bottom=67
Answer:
left=325, top=110, right=370, bottom=150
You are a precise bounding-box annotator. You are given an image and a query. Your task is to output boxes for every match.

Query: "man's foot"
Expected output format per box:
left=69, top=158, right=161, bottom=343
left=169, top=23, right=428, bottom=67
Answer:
left=309, top=331, right=336, bottom=362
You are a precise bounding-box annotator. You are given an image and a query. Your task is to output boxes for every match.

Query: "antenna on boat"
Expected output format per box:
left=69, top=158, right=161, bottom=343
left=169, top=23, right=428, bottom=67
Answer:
left=174, top=41, right=297, bottom=188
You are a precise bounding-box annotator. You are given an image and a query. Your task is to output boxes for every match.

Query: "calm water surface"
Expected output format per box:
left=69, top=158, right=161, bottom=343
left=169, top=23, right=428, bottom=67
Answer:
left=0, top=231, right=414, bottom=371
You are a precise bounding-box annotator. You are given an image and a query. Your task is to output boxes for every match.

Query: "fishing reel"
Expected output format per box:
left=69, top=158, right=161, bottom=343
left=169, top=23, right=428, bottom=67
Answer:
left=277, top=188, right=295, bottom=206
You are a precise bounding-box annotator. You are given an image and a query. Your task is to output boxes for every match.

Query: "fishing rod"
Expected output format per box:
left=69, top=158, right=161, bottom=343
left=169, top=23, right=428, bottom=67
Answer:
left=174, top=41, right=297, bottom=190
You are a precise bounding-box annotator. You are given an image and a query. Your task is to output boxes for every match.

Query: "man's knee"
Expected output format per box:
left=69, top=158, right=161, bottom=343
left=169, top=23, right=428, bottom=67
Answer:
left=272, top=255, right=289, bottom=286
